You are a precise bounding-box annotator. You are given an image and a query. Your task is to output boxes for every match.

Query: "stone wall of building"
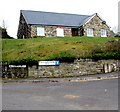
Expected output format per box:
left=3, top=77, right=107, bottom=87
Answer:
left=17, top=13, right=112, bottom=38
left=83, top=14, right=111, bottom=37
left=31, top=25, right=72, bottom=37
left=28, top=59, right=120, bottom=78
left=17, top=13, right=31, bottom=39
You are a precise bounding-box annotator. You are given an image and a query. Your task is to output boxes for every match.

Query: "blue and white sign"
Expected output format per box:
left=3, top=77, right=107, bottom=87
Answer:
left=39, top=61, right=60, bottom=66
left=55, top=61, right=60, bottom=66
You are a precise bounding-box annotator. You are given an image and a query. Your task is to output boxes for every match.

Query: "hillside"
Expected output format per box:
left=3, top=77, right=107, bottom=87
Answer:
left=2, top=37, right=120, bottom=63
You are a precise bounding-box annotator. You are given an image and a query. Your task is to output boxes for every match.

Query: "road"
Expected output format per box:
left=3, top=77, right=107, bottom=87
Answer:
left=2, top=75, right=119, bottom=110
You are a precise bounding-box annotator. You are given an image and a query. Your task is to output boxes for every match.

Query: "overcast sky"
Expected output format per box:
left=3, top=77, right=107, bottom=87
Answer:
left=0, top=0, right=119, bottom=38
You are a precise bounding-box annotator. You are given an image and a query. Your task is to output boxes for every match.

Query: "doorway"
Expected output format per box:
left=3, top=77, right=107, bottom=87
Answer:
left=72, top=28, right=78, bottom=36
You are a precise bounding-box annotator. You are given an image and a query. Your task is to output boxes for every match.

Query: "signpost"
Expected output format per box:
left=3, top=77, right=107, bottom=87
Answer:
left=39, top=61, right=60, bottom=66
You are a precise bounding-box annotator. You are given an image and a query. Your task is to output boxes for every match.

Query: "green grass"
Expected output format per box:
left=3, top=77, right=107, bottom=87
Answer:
left=2, top=36, right=119, bottom=62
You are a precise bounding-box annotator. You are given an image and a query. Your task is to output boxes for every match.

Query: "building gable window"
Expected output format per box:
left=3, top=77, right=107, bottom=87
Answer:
left=37, top=27, right=45, bottom=36
left=101, top=29, right=107, bottom=37
left=87, top=28, right=94, bottom=37
left=57, top=28, right=64, bottom=37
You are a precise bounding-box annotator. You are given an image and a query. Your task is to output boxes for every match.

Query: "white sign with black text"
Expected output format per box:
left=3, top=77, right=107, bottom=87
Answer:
left=9, top=65, right=26, bottom=68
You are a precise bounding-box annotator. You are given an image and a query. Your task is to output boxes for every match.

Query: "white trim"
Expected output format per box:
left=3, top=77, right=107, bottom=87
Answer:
left=84, top=13, right=110, bottom=28
left=84, top=13, right=96, bottom=25
left=56, top=28, right=64, bottom=37
left=101, top=29, right=107, bottom=37
left=87, top=28, right=94, bottom=37
left=37, top=27, right=45, bottom=36
left=21, top=11, right=29, bottom=25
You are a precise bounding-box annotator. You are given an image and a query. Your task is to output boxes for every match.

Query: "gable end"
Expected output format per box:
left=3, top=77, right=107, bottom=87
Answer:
left=17, top=13, right=31, bottom=39
left=83, top=13, right=111, bottom=37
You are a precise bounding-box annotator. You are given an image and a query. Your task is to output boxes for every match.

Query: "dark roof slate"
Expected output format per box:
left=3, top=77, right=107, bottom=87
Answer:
left=21, top=10, right=91, bottom=27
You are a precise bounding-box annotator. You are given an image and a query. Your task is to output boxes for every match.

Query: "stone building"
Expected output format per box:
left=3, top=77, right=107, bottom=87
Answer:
left=17, top=10, right=111, bottom=39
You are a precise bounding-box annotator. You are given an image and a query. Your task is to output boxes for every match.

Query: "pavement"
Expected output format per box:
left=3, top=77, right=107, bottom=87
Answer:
left=2, top=72, right=120, bottom=83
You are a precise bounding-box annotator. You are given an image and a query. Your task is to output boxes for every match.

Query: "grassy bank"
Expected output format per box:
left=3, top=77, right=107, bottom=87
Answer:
left=2, top=37, right=120, bottom=63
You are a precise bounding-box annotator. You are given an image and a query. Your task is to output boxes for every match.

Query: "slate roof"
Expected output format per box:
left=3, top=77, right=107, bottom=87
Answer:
left=21, top=10, right=91, bottom=27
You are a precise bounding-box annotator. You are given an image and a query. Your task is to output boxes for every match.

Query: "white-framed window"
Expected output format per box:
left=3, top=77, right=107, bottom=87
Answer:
left=57, top=28, right=64, bottom=37
left=87, top=28, right=94, bottom=37
left=101, top=29, right=107, bottom=37
left=37, top=27, right=45, bottom=36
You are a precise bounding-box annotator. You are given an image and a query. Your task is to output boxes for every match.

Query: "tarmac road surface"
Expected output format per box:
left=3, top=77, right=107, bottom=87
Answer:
left=2, top=73, right=119, bottom=110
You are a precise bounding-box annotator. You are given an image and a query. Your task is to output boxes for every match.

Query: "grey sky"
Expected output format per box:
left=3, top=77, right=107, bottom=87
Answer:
left=0, top=0, right=119, bottom=38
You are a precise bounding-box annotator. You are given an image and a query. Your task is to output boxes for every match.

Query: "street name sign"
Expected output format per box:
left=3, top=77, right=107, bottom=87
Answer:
left=39, top=61, right=60, bottom=66
left=9, top=65, right=26, bottom=68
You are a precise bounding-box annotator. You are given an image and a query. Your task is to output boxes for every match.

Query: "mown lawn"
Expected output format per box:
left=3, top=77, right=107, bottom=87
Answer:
left=2, top=36, right=119, bottom=62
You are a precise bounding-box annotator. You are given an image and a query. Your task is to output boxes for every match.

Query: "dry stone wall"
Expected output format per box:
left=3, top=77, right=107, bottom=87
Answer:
left=28, top=59, right=120, bottom=78
left=3, top=59, right=120, bottom=78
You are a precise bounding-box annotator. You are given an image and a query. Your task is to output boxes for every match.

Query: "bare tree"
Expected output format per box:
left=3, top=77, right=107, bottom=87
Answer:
left=2, top=20, right=7, bottom=29
left=112, top=26, right=118, bottom=33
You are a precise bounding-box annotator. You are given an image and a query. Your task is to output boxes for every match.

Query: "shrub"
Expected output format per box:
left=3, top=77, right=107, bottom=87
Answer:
left=9, top=57, right=38, bottom=65
left=103, top=39, right=120, bottom=52
left=88, top=52, right=120, bottom=60
left=48, top=51, right=76, bottom=62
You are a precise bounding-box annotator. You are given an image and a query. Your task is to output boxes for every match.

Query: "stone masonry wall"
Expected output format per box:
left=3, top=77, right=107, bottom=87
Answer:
left=31, top=25, right=72, bottom=37
left=83, top=14, right=111, bottom=37
left=17, top=13, right=31, bottom=39
left=18, top=13, right=111, bottom=38
left=28, top=59, right=120, bottom=78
